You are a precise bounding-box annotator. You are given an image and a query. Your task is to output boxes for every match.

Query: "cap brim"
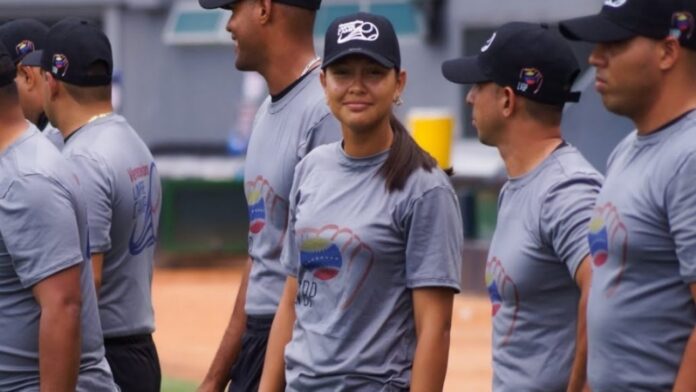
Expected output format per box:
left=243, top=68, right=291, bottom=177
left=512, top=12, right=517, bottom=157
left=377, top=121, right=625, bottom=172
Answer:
left=199, top=0, right=236, bottom=9
left=322, top=48, right=395, bottom=69
left=20, top=50, right=42, bottom=67
left=441, top=56, right=490, bottom=85
left=559, top=14, right=637, bottom=43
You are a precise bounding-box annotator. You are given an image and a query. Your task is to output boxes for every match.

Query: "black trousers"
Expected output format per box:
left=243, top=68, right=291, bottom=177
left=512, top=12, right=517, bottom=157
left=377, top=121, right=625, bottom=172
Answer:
left=104, top=333, right=161, bottom=392
left=229, top=315, right=275, bottom=392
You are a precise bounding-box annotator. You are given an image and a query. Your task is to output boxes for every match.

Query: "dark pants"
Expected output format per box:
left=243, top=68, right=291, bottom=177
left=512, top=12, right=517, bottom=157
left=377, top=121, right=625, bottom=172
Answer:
left=229, top=315, right=275, bottom=392
left=104, top=333, right=161, bottom=392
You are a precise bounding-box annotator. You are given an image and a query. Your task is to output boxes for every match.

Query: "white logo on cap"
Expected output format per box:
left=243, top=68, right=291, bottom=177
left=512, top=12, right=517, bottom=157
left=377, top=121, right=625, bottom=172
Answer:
left=337, top=20, right=379, bottom=44
left=481, top=32, right=496, bottom=52
left=604, top=0, right=627, bottom=8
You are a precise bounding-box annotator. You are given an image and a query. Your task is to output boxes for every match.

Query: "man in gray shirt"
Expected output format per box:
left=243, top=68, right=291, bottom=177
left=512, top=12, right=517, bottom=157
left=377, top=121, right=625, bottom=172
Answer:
left=0, top=19, right=63, bottom=149
left=197, top=1, right=341, bottom=390
left=40, top=18, right=161, bottom=391
left=561, top=0, right=696, bottom=390
left=442, top=23, right=602, bottom=391
left=0, top=41, right=117, bottom=392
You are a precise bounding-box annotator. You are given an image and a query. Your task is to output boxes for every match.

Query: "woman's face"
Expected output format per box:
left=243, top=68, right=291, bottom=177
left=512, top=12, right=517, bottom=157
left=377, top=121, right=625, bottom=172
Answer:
left=321, top=55, right=406, bottom=134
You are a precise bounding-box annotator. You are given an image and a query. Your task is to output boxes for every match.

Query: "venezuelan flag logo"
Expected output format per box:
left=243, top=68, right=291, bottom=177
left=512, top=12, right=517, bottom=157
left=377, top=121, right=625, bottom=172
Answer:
left=300, top=237, right=342, bottom=281
left=15, top=40, right=35, bottom=57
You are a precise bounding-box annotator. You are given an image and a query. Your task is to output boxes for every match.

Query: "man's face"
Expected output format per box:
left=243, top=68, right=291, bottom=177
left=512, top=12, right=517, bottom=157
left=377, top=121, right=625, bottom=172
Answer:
left=589, top=36, right=662, bottom=119
left=15, top=64, right=45, bottom=125
left=466, top=82, right=506, bottom=146
left=225, top=0, right=265, bottom=71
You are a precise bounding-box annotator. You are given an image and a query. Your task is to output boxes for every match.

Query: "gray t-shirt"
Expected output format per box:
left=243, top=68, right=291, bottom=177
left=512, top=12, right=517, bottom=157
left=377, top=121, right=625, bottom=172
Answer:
left=62, top=114, right=161, bottom=338
left=0, top=124, right=117, bottom=391
left=281, top=142, right=463, bottom=391
left=41, top=122, right=64, bottom=150
left=487, top=144, right=602, bottom=391
left=244, top=69, right=341, bottom=315
left=587, top=111, right=696, bottom=391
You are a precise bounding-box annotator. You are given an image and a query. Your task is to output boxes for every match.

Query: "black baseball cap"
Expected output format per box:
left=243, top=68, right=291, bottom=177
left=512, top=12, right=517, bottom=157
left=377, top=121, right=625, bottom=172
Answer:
left=199, top=0, right=321, bottom=10
left=0, top=42, right=16, bottom=87
left=560, top=0, right=696, bottom=50
left=322, top=12, right=400, bottom=69
left=441, top=22, right=581, bottom=107
left=40, top=18, right=113, bottom=87
left=0, top=19, right=48, bottom=66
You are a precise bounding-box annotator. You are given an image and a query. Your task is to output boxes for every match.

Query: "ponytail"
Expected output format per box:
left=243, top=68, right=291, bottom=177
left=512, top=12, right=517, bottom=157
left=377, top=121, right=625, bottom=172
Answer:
left=378, top=114, right=438, bottom=192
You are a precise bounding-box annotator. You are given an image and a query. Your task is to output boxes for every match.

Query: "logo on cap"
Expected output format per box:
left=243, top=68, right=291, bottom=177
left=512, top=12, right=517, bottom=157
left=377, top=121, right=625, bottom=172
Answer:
left=15, top=40, right=35, bottom=57
left=671, top=12, right=695, bottom=41
left=517, top=68, right=544, bottom=94
left=604, top=0, right=627, bottom=8
left=481, top=32, right=496, bottom=52
left=337, top=20, right=379, bottom=44
left=52, top=54, right=69, bottom=78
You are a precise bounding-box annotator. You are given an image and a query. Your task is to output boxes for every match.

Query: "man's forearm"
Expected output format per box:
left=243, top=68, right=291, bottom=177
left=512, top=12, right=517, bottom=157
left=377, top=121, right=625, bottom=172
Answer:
left=39, top=301, right=81, bottom=392
left=198, top=259, right=251, bottom=391
left=674, top=327, right=696, bottom=391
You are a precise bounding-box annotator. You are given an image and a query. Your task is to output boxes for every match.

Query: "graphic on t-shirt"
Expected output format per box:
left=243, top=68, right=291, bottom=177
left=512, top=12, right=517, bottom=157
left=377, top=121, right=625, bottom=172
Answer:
left=588, top=202, right=627, bottom=297
left=300, top=237, right=342, bottom=281
left=297, top=224, right=374, bottom=310
left=486, top=257, right=519, bottom=346
left=128, top=162, right=160, bottom=255
left=245, top=176, right=289, bottom=244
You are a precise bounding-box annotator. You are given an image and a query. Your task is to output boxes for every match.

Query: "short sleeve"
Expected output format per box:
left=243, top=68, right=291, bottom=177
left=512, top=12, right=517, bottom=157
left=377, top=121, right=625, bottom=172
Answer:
left=0, top=175, right=83, bottom=288
left=71, top=154, right=113, bottom=253
left=665, top=152, right=696, bottom=283
left=403, top=186, right=463, bottom=292
left=280, top=167, right=302, bottom=277
left=540, top=174, right=603, bottom=277
left=298, top=113, right=342, bottom=159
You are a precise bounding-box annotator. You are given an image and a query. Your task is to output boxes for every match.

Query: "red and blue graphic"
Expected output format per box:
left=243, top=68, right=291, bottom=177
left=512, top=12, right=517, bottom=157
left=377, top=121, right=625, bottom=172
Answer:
left=245, top=176, right=288, bottom=248
left=297, top=225, right=374, bottom=310
left=15, top=40, right=35, bottom=58
left=517, top=68, right=544, bottom=95
left=485, top=257, right=519, bottom=347
left=247, top=188, right=266, bottom=234
left=129, top=162, right=161, bottom=255
left=300, top=237, right=342, bottom=281
left=52, top=54, right=69, bottom=78
left=671, top=12, right=695, bottom=41
left=588, top=202, right=627, bottom=297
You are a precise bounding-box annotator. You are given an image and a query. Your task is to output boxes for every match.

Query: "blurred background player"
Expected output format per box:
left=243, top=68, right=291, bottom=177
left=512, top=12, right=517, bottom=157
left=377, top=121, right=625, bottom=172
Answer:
left=0, top=41, right=117, bottom=392
left=196, top=0, right=341, bottom=390
left=260, top=12, right=463, bottom=392
left=0, top=18, right=63, bottom=149
left=40, top=18, right=162, bottom=392
left=560, top=0, right=696, bottom=390
left=442, top=22, right=602, bottom=391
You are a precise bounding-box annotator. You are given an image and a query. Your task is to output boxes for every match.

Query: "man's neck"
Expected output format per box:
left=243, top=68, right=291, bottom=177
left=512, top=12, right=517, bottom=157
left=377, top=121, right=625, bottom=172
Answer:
left=0, top=112, right=28, bottom=153
left=633, top=76, right=696, bottom=134
left=260, top=44, right=318, bottom=96
left=497, top=125, right=563, bottom=178
left=57, top=102, right=113, bottom=140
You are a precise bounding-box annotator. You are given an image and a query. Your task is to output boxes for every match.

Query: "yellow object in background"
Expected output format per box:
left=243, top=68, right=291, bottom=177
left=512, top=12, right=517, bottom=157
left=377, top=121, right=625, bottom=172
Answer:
left=408, top=109, right=454, bottom=169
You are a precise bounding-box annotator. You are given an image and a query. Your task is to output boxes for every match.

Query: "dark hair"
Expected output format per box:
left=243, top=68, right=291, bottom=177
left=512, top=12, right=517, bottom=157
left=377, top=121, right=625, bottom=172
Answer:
left=379, top=114, right=438, bottom=192
left=63, top=60, right=111, bottom=103
left=0, top=82, right=18, bottom=104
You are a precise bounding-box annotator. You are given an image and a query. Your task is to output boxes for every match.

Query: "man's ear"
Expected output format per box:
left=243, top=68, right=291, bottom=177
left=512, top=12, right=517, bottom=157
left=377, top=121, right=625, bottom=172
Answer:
left=258, top=0, right=273, bottom=24
left=43, top=71, right=61, bottom=99
left=500, top=86, right=516, bottom=118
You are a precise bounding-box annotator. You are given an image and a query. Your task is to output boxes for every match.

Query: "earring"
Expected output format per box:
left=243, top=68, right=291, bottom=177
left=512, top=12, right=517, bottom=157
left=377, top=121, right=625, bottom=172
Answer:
left=394, top=96, right=403, bottom=106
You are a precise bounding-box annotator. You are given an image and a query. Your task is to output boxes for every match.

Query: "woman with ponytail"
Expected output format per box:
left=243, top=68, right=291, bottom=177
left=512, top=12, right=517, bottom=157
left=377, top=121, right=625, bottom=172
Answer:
left=260, top=12, right=463, bottom=392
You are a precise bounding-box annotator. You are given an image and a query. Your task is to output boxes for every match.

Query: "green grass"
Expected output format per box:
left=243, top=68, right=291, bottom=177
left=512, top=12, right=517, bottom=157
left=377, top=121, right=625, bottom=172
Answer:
left=161, top=377, right=197, bottom=392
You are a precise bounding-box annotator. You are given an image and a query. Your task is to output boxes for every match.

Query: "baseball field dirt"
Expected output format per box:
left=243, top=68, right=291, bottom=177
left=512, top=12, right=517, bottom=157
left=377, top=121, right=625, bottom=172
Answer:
left=152, top=263, right=493, bottom=391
